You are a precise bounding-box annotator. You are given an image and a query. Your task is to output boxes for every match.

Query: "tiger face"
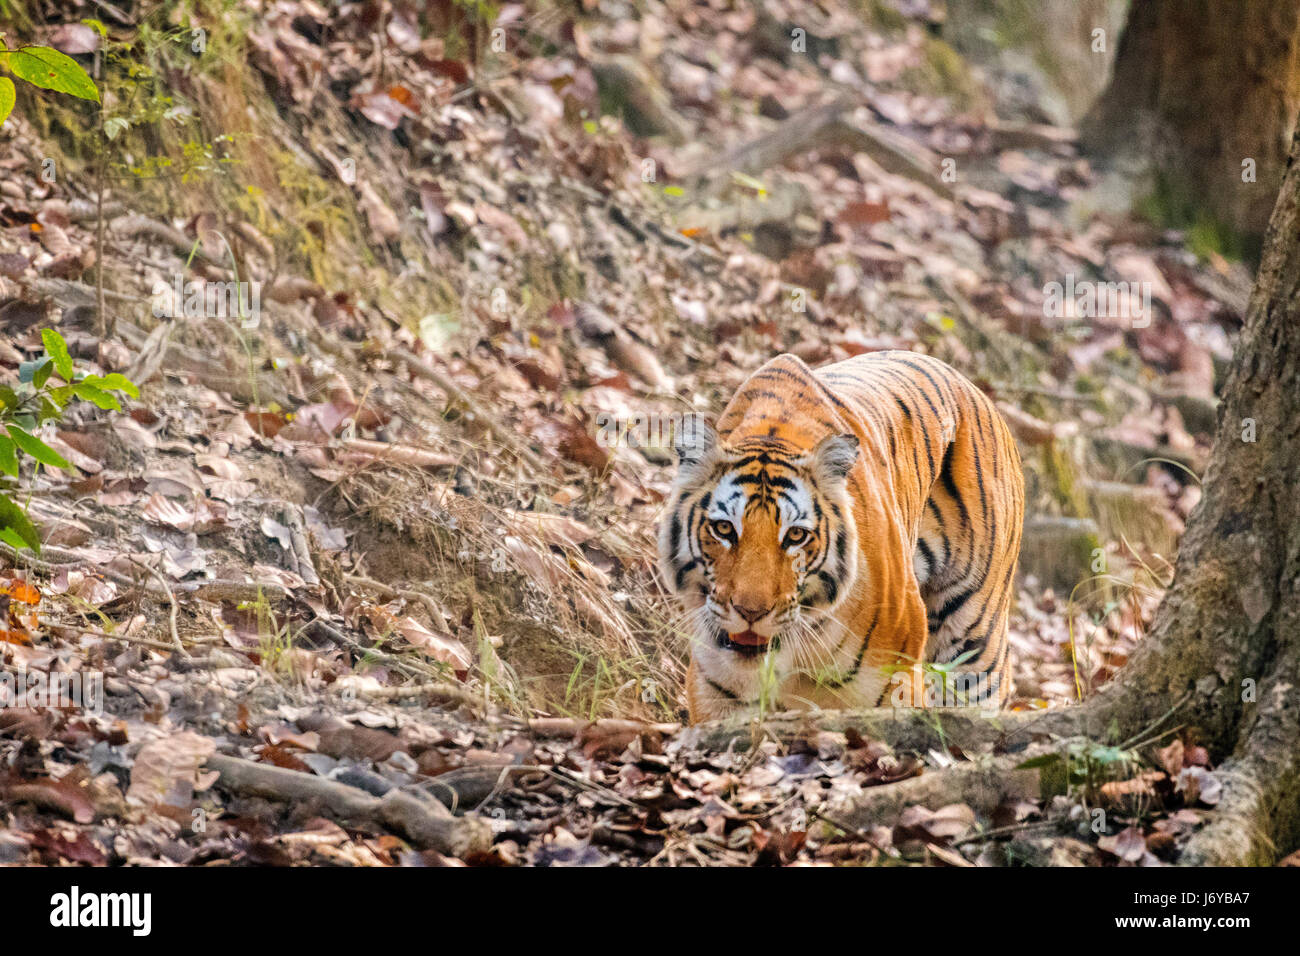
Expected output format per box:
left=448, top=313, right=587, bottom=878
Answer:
left=658, top=420, right=860, bottom=666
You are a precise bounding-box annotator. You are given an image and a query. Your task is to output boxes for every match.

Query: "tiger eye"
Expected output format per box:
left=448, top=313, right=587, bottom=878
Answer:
left=710, top=519, right=735, bottom=539
left=784, top=527, right=809, bottom=547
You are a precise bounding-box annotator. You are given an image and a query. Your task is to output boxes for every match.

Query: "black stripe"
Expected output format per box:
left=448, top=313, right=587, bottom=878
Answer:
left=925, top=499, right=950, bottom=569
left=935, top=583, right=978, bottom=627
left=706, top=677, right=740, bottom=700
left=939, top=442, right=970, bottom=526
left=759, top=366, right=854, bottom=420
left=893, top=357, right=957, bottom=414
left=821, top=605, right=881, bottom=689
left=916, top=537, right=934, bottom=578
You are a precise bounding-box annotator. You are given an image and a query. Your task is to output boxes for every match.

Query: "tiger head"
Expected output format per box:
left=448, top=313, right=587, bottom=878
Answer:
left=658, top=418, right=860, bottom=663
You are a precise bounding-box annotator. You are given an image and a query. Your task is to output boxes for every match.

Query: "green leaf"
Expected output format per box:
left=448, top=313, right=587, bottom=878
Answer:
left=0, top=526, right=31, bottom=551
left=932, top=647, right=979, bottom=671
left=32, top=358, right=53, bottom=390
left=0, top=435, right=17, bottom=478
left=40, top=328, right=74, bottom=380
left=86, top=372, right=138, bottom=399
left=35, top=395, right=64, bottom=424
left=6, top=424, right=71, bottom=470
left=3, top=45, right=100, bottom=102
left=103, top=116, right=129, bottom=141
left=72, top=382, right=119, bottom=410
left=0, top=386, right=17, bottom=410
left=0, top=76, right=14, bottom=129
left=1015, top=753, right=1063, bottom=771
left=48, top=385, right=75, bottom=407
left=0, top=491, right=41, bottom=551
left=1085, top=745, right=1130, bottom=766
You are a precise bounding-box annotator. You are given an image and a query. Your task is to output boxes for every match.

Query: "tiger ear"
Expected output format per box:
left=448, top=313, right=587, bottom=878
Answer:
left=673, top=416, right=717, bottom=476
left=812, top=432, right=859, bottom=484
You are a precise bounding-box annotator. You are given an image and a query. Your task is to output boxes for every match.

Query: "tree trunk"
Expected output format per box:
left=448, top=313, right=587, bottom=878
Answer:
left=1008, top=114, right=1300, bottom=863
left=1081, top=0, right=1300, bottom=250
left=1077, top=113, right=1300, bottom=865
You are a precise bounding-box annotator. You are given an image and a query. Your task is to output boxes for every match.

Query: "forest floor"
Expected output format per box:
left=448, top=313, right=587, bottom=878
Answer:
left=0, top=0, right=1264, bottom=865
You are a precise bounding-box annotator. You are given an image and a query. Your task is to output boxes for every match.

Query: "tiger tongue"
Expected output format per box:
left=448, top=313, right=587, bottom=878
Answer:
left=729, top=629, right=769, bottom=647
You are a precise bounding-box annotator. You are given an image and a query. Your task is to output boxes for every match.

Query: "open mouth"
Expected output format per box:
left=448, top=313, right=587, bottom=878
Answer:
left=717, top=629, right=775, bottom=657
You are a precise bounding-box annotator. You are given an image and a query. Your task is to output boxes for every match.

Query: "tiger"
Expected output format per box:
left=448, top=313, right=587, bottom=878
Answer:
left=658, top=351, right=1024, bottom=723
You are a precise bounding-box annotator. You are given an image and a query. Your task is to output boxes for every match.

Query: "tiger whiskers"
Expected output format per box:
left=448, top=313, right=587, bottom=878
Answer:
left=785, top=614, right=843, bottom=687
left=790, top=606, right=850, bottom=675
left=669, top=603, right=711, bottom=639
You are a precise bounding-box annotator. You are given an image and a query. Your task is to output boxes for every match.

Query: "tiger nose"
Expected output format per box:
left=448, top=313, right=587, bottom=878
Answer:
left=733, top=602, right=771, bottom=624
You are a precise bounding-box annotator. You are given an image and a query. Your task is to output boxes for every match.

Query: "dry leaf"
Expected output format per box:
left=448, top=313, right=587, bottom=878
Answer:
left=127, top=732, right=219, bottom=808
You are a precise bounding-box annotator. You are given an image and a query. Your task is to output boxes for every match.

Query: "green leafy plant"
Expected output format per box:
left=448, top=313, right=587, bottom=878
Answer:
left=0, top=329, right=137, bottom=551
left=755, top=647, right=781, bottom=720
left=1017, top=740, right=1140, bottom=806
left=0, top=35, right=100, bottom=127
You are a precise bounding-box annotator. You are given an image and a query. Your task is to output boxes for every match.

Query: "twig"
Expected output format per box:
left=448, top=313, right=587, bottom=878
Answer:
left=306, top=617, right=448, bottom=685
left=79, top=626, right=218, bottom=654
left=110, top=214, right=231, bottom=274
left=809, top=807, right=896, bottom=855
left=392, top=347, right=549, bottom=474
left=1118, top=691, right=1192, bottom=751
left=344, top=573, right=449, bottom=624
left=0, top=542, right=289, bottom=605
left=950, top=817, right=1060, bottom=848
left=281, top=505, right=319, bottom=587
left=126, top=557, right=189, bottom=659
left=346, top=680, right=484, bottom=711
left=686, top=95, right=856, bottom=191
left=67, top=199, right=127, bottom=223
left=26, top=276, right=145, bottom=305
left=94, top=47, right=109, bottom=338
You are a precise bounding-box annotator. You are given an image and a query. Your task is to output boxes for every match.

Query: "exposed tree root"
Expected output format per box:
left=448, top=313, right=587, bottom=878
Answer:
left=681, top=705, right=1092, bottom=757
left=205, top=753, right=493, bottom=858
left=1179, top=671, right=1300, bottom=865
left=348, top=680, right=487, bottom=712
left=827, top=750, right=1046, bottom=827
left=684, top=686, right=1297, bottom=863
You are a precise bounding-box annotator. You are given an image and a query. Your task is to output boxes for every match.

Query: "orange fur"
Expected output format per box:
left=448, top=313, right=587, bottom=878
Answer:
left=660, top=352, right=1024, bottom=722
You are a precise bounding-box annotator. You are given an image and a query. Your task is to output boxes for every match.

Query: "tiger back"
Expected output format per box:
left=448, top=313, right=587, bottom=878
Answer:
left=658, top=351, right=1024, bottom=722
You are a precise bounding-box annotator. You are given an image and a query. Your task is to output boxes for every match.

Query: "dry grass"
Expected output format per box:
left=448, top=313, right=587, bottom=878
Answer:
left=324, top=452, right=686, bottom=722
